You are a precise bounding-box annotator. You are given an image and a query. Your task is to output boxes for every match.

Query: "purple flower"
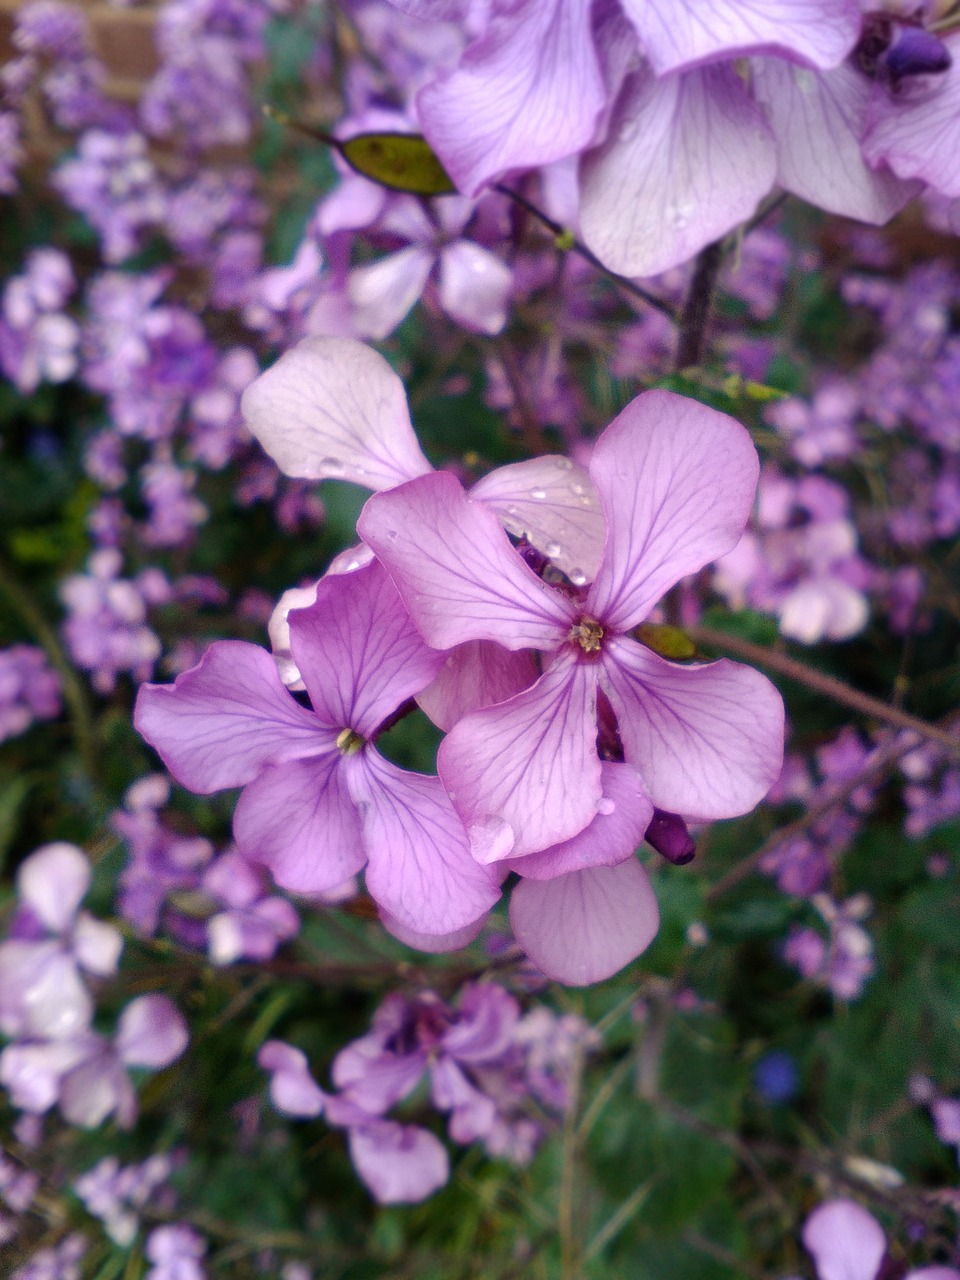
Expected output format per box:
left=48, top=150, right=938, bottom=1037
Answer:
left=802, top=1198, right=960, bottom=1280
left=135, top=560, right=499, bottom=936
left=144, top=1224, right=206, bottom=1280
left=0, top=645, right=61, bottom=743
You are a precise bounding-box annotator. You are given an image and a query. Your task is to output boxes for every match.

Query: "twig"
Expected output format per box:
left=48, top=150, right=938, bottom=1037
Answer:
left=688, top=624, right=960, bottom=758
left=673, top=239, right=724, bottom=370
left=494, top=183, right=678, bottom=321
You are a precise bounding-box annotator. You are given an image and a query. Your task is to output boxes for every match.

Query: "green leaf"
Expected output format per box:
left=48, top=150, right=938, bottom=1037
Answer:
left=340, top=133, right=457, bottom=196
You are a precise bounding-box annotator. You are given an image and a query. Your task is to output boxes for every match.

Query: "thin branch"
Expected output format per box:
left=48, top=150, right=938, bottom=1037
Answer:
left=673, top=239, right=724, bottom=370
left=494, top=183, right=679, bottom=321
left=688, top=624, right=960, bottom=759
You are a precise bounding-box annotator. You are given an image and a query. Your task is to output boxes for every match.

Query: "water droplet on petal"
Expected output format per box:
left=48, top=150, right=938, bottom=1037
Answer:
left=530, top=488, right=547, bottom=501
left=386, top=529, right=398, bottom=541
left=570, top=482, right=584, bottom=496
left=554, top=457, right=573, bottom=471
left=569, top=568, right=587, bottom=586
left=545, top=541, right=561, bottom=558
left=596, top=796, right=616, bottom=817
left=319, top=455, right=345, bottom=476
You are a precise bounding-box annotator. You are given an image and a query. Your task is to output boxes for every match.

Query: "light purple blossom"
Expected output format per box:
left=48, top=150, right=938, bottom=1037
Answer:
left=802, top=1198, right=960, bottom=1280
left=0, top=646, right=61, bottom=743
left=0, top=248, right=79, bottom=394
left=144, top=1224, right=207, bottom=1280
left=784, top=893, right=875, bottom=1001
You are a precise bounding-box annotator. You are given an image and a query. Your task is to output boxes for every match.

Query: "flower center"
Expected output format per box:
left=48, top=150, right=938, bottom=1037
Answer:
left=336, top=728, right=365, bottom=755
left=570, top=616, right=604, bottom=654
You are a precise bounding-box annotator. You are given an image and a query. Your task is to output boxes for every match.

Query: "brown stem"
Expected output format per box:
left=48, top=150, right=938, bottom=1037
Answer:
left=673, top=239, right=724, bottom=370
left=688, top=624, right=960, bottom=759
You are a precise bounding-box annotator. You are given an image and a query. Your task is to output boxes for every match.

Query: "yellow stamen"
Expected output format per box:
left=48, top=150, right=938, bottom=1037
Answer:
left=336, top=728, right=365, bottom=755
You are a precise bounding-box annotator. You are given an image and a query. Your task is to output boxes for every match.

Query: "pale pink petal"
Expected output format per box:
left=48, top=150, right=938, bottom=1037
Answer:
left=348, top=246, right=435, bottom=340
left=348, top=1122, right=449, bottom=1204
left=417, top=0, right=604, bottom=196
left=437, top=241, right=512, bottom=334
left=287, top=561, right=446, bottom=738
left=352, top=751, right=500, bottom=934
left=379, top=911, right=487, bottom=953
left=115, top=995, right=188, bottom=1068
left=417, top=640, right=538, bottom=731
left=863, top=38, right=960, bottom=198
left=134, top=642, right=327, bottom=794
left=17, top=843, right=89, bottom=934
left=72, top=914, right=123, bottom=977
left=240, top=335, right=433, bottom=488
left=470, top=455, right=605, bottom=582
left=802, top=1199, right=887, bottom=1280
left=0, top=1038, right=91, bottom=1113
left=358, top=472, right=576, bottom=651
left=503, top=762, right=653, bottom=879
left=234, top=754, right=366, bottom=895
left=600, top=639, right=784, bottom=819
left=752, top=59, right=920, bottom=222
left=258, top=1040, right=326, bottom=1118
left=579, top=64, right=777, bottom=278
left=438, top=651, right=602, bottom=861
left=510, top=859, right=660, bottom=986
left=586, top=391, right=759, bottom=631
left=621, top=0, right=860, bottom=74
left=0, top=943, right=92, bottom=1040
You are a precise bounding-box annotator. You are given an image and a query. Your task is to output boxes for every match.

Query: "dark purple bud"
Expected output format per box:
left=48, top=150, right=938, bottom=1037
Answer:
left=884, top=26, right=951, bottom=79
left=644, top=809, right=696, bottom=865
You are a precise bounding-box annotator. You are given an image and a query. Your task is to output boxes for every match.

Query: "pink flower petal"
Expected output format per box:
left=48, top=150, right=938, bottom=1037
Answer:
left=438, top=241, right=512, bottom=334
left=621, top=0, right=860, bottom=74
left=234, top=754, right=367, bottom=895
left=470, top=455, right=605, bottom=582
left=417, top=0, right=604, bottom=196
left=438, top=651, right=602, bottom=860
left=579, top=64, right=777, bottom=278
left=503, top=762, right=653, bottom=879
left=288, top=561, right=446, bottom=738
left=752, top=59, right=920, bottom=223
left=600, top=639, right=784, bottom=820
left=586, top=391, right=759, bottom=631
left=417, top=640, right=539, bottom=731
left=353, top=751, right=501, bottom=934
left=258, top=1040, right=326, bottom=1118
left=115, top=995, right=188, bottom=1069
left=134, top=642, right=327, bottom=794
left=379, top=911, right=487, bottom=953
left=240, top=335, right=433, bottom=488
left=358, top=472, right=576, bottom=651
left=863, top=38, right=960, bottom=198
left=802, top=1199, right=887, bottom=1280
left=347, top=245, right=434, bottom=340
left=17, top=843, right=90, bottom=934
left=348, top=1122, right=449, bottom=1204
left=510, top=859, right=660, bottom=986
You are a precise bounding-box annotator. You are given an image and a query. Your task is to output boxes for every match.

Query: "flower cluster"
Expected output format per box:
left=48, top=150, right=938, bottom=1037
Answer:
left=259, top=981, right=597, bottom=1202
left=135, top=335, right=785, bottom=984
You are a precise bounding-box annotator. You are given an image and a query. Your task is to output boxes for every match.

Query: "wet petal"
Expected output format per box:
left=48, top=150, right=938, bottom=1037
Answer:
left=134, top=642, right=327, bottom=794
left=358, top=472, right=575, bottom=651
left=438, top=651, right=602, bottom=860
left=752, top=59, right=920, bottom=223
left=600, top=638, right=784, bottom=819
left=234, top=754, right=366, bottom=895
left=470, top=455, right=605, bottom=582
left=417, top=0, right=604, bottom=196
left=510, top=859, right=660, bottom=986
left=622, top=0, right=860, bottom=74
left=348, top=1122, right=449, bottom=1204
left=241, top=335, right=433, bottom=488
left=580, top=64, right=776, bottom=278
left=802, top=1199, right=886, bottom=1280
left=586, top=391, right=759, bottom=631
left=288, top=560, right=446, bottom=738
left=503, top=762, right=653, bottom=879
left=353, top=751, right=501, bottom=934
left=417, top=640, right=539, bottom=732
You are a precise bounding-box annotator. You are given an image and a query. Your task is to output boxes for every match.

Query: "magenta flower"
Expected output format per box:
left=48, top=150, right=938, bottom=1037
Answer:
left=359, top=389, right=785, bottom=863
left=802, top=1198, right=960, bottom=1280
left=134, top=560, right=499, bottom=936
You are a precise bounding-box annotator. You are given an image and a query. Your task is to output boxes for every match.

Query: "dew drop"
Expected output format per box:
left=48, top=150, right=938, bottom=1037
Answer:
left=319, top=455, right=345, bottom=476
left=344, top=558, right=361, bottom=572
left=530, top=488, right=547, bottom=500
left=578, top=495, right=592, bottom=507
left=570, top=482, right=584, bottom=495
left=554, top=457, right=573, bottom=471
left=545, top=541, right=561, bottom=558
left=569, top=567, right=587, bottom=586
left=596, top=796, right=616, bottom=817
left=386, top=529, right=398, bottom=541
